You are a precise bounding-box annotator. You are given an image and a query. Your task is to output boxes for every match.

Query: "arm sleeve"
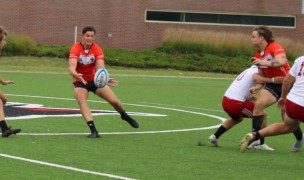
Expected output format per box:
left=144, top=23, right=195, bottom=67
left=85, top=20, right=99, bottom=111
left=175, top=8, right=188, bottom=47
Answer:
left=69, top=43, right=79, bottom=60
left=273, top=43, right=286, bottom=57
left=95, top=45, right=104, bottom=61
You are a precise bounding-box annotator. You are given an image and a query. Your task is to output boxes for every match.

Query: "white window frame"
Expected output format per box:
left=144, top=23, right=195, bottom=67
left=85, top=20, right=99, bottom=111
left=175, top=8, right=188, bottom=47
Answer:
left=145, top=10, right=296, bottom=29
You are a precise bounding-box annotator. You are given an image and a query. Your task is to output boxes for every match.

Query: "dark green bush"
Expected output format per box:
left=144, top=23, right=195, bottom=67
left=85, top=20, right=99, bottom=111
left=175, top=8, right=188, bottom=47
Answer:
left=156, top=41, right=255, bottom=57
left=1, top=34, right=69, bottom=58
left=103, top=46, right=251, bottom=74
left=2, top=33, right=36, bottom=56
left=33, top=45, right=70, bottom=58
left=2, top=36, right=298, bottom=74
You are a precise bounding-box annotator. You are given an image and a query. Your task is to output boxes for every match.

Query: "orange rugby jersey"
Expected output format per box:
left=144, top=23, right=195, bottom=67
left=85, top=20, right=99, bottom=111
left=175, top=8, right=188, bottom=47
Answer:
left=254, top=42, right=290, bottom=78
left=69, top=42, right=104, bottom=82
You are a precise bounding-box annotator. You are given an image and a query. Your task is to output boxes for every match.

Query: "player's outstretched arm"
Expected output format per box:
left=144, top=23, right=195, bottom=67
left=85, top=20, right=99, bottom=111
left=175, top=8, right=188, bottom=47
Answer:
left=0, top=78, right=14, bottom=85
left=107, top=78, right=119, bottom=87
left=252, top=73, right=284, bottom=84
left=252, top=54, right=287, bottom=68
left=68, top=58, right=87, bottom=84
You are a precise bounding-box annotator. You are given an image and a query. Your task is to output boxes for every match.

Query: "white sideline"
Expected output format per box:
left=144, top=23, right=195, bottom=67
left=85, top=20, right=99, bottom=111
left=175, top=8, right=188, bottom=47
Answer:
left=0, top=153, right=137, bottom=180
left=0, top=70, right=233, bottom=80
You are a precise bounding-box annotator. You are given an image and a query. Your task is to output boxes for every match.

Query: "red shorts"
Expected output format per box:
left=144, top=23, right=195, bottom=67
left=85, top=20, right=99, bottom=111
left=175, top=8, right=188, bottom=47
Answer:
left=222, top=96, right=254, bottom=120
left=285, top=99, right=304, bottom=122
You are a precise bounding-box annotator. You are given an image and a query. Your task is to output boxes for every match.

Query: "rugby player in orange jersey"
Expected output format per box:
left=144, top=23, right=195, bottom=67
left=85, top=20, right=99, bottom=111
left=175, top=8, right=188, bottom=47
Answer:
left=249, top=25, right=303, bottom=151
left=0, top=26, right=21, bottom=137
left=68, top=26, right=139, bottom=138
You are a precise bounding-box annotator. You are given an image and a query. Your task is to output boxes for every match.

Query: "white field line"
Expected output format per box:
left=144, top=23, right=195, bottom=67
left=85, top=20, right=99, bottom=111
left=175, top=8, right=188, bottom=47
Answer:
left=0, top=70, right=233, bottom=80
left=19, top=124, right=221, bottom=136
left=6, top=94, right=225, bottom=136
left=0, top=153, right=137, bottom=180
left=139, top=102, right=225, bottom=113
left=1, top=75, right=226, bottom=179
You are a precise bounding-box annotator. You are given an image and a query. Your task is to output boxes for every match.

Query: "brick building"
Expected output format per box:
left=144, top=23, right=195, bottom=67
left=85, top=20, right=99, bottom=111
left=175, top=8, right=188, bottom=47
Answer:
left=0, top=0, right=303, bottom=50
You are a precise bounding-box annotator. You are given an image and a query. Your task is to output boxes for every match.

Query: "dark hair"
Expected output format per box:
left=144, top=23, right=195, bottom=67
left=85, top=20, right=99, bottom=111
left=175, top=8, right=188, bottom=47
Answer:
left=82, top=26, right=96, bottom=35
left=0, top=26, right=8, bottom=41
left=253, top=25, right=274, bottom=43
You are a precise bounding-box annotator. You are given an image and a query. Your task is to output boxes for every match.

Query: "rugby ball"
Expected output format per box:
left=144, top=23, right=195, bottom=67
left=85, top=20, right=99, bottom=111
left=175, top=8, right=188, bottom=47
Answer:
left=94, top=68, right=109, bottom=88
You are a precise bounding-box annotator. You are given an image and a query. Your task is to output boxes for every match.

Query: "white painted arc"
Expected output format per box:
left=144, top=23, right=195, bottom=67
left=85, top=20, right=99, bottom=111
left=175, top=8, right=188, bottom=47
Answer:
left=6, top=93, right=225, bottom=135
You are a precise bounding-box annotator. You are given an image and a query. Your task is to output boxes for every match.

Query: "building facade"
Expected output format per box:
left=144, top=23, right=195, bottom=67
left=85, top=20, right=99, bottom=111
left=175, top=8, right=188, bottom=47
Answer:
left=0, top=0, right=303, bottom=50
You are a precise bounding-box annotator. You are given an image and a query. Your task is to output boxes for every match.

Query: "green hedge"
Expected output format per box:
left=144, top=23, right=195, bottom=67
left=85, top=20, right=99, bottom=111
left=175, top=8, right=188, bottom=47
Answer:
left=0, top=33, right=298, bottom=74
left=103, top=47, right=252, bottom=74
left=33, top=44, right=70, bottom=58
left=156, top=41, right=255, bottom=57
left=1, top=33, right=36, bottom=56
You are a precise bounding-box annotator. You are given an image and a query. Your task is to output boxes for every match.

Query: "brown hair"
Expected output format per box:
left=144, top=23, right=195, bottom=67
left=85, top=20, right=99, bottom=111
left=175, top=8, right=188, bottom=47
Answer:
left=82, top=26, right=96, bottom=35
left=0, top=26, right=8, bottom=41
left=253, top=25, right=274, bottom=43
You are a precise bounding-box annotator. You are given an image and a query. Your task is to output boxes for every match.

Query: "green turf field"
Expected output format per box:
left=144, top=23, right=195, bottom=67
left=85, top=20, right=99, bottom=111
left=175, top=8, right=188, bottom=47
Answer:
left=0, top=59, right=303, bottom=179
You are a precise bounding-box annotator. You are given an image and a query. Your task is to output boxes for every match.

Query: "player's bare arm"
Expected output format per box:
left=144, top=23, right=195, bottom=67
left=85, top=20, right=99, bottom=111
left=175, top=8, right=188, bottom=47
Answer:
left=0, top=78, right=14, bottom=85
left=249, top=83, right=263, bottom=94
left=252, top=54, right=287, bottom=67
left=68, top=58, right=87, bottom=84
left=277, top=73, right=296, bottom=110
left=272, top=76, right=285, bottom=84
left=252, top=73, right=285, bottom=84
left=96, top=60, right=105, bottom=70
left=252, top=69, right=266, bottom=83
left=251, top=70, right=265, bottom=94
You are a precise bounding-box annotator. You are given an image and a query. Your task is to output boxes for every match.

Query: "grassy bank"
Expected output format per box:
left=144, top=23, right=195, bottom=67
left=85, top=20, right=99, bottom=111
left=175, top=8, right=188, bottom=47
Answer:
left=0, top=56, right=236, bottom=79
left=2, top=28, right=304, bottom=74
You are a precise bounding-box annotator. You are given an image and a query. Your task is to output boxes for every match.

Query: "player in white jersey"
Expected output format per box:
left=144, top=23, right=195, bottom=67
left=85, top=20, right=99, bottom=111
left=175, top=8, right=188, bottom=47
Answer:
left=240, top=56, right=304, bottom=152
left=208, top=65, right=280, bottom=146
